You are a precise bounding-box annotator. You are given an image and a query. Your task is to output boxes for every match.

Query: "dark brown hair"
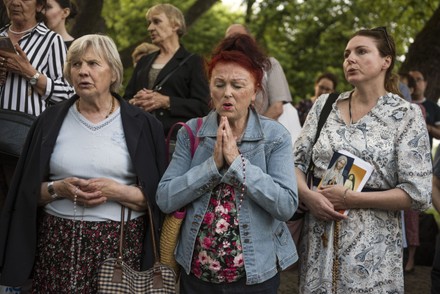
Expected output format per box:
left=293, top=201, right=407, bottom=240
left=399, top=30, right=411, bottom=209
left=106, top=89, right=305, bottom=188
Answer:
left=351, top=27, right=401, bottom=95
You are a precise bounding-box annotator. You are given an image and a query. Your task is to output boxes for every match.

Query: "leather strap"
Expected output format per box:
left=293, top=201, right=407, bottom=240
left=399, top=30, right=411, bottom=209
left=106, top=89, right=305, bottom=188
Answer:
left=153, top=53, right=194, bottom=91
left=166, top=117, right=203, bottom=162
left=306, top=93, right=339, bottom=174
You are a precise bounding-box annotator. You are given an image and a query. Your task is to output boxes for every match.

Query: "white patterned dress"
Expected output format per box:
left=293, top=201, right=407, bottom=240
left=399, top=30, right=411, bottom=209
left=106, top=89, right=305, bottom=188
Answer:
left=294, top=91, right=432, bottom=293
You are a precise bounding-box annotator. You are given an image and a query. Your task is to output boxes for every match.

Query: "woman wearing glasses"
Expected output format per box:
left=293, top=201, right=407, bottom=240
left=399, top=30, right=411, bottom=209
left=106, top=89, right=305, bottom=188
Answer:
left=294, top=27, right=431, bottom=292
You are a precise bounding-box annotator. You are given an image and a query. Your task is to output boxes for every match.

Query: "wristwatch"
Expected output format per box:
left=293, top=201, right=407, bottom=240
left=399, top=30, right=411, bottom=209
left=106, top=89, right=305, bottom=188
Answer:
left=47, top=181, right=59, bottom=199
left=29, top=72, right=40, bottom=86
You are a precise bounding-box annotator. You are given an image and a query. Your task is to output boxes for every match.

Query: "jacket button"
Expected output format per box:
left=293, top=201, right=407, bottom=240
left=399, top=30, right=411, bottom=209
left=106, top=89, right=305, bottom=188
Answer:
left=159, top=111, right=164, bottom=116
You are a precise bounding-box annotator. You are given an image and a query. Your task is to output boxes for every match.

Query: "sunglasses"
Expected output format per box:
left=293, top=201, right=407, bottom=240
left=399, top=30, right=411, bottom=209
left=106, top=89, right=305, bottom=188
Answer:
left=371, top=26, right=393, bottom=52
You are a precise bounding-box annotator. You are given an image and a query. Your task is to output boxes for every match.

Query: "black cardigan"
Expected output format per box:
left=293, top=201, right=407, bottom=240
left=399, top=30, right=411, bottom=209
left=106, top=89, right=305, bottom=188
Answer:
left=0, top=94, right=167, bottom=286
left=124, top=45, right=210, bottom=137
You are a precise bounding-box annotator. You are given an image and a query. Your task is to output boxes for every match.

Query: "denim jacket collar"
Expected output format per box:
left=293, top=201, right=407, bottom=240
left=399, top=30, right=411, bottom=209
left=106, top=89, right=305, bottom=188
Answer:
left=198, top=107, right=264, bottom=142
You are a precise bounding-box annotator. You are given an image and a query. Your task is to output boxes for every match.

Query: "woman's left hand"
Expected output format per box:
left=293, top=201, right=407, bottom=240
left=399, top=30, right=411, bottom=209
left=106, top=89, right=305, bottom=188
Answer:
left=86, top=178, right=147, bottom=211
left=130, top=88, right=170, bottom=112
left=319, top=185, right=349, bottom=210
left=218, top=116, right=240, bottom=166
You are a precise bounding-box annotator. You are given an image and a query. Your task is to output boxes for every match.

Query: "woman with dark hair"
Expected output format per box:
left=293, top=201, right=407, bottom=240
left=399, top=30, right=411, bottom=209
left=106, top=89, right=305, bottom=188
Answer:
left=294, top=27, right=431, bottom=292
left=156, top=34, right=298, bottom=293
left=296, top=72, right=338, bottom=126
left=45, top=0, right=77, bottom=48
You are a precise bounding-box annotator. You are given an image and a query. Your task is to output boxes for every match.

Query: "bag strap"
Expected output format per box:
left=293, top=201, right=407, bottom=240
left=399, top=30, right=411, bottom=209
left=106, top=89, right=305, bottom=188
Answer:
left=306, top=93, right=339, bottom=174
left=166, top=117, right=203, bottom=162
left=154, top=53, right=194, bottom=91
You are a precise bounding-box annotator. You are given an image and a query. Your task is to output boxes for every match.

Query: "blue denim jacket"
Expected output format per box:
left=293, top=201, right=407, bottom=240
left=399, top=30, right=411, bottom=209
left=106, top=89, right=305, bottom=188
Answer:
left=156, top=108, right=298, bottom=285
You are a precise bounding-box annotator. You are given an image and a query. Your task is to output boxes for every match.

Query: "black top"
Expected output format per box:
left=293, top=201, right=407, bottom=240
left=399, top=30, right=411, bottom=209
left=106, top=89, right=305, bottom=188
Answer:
left=124, top=45, right=210, bottom=137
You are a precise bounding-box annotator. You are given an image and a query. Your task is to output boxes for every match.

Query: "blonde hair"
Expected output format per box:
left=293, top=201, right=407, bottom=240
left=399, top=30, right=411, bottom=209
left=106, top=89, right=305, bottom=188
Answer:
left=64, top=34, right=123, bottom=93
left=145, top=3, right=186, bottom=38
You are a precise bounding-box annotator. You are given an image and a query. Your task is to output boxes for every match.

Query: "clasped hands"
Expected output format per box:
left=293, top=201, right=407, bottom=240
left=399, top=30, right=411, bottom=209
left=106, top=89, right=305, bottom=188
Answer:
left=129, top=88, right=170, bottom=112
left=214, top=116, right=241, bottom=170
left=304, top=184, right=349, bottom=222
left=58, top=177, right=117, bottom=207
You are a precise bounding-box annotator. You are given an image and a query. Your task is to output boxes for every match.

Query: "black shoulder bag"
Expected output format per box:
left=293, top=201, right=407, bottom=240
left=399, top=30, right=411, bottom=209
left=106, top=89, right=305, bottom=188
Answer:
left=290, top=93, right=339, bottom=221
left=0, top=109, right=36, bottom=158
left=153, top=53, right=194, bottom=92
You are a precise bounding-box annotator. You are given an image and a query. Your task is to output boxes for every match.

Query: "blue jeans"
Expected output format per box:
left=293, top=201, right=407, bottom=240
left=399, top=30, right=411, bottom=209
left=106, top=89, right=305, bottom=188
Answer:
left=180, top=272, right=280, bottom=294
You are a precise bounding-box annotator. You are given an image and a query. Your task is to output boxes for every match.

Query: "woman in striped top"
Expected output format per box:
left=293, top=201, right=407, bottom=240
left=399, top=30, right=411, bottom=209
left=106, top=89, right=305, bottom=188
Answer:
left=0, top=0, right=74, bottom=218
left=0, top=0, right=73, bottom=114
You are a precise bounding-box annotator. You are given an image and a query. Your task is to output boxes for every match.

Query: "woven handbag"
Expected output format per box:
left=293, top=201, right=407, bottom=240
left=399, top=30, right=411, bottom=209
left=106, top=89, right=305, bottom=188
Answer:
left=160, top=209, right=186, bottom=276
left=97, top=203, right=176, bottom=294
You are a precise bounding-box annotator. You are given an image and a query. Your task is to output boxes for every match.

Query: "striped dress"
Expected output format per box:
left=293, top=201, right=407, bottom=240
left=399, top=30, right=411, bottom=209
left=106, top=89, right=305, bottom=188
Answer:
left=0, top=22, right=74, bottom=116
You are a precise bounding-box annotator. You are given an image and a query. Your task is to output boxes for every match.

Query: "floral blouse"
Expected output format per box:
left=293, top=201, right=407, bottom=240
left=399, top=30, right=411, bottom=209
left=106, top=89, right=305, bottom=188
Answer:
left=191, top=183, right=245, bottom=283
left=294, top=92, right=432, bottom=293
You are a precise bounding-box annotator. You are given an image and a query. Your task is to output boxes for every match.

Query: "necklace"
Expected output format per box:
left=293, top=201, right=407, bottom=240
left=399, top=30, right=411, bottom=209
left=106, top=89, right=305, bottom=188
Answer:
left=76, top=97, right=115, bottom=118
left=8, top=25, right=36, bottom=35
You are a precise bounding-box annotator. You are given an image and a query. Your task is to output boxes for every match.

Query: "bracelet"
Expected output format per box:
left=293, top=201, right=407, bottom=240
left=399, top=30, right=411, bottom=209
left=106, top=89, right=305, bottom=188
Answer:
left=47, top=181, right=60, bottom=199
left=343, top=188, right=350, bottom=208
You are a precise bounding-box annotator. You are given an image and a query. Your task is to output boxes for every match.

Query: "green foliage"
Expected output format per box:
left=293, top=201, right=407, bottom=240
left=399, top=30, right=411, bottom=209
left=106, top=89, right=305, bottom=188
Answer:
left=245, top=0, right=439, bottom=103
left=102, top=0, right=242, bottom=93
left=101, top=0, right=439, bottom=100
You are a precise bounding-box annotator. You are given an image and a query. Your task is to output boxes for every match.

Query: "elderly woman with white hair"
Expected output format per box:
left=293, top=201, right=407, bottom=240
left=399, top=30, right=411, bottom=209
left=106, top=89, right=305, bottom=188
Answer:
left=0, top=34, right=167, bottom=292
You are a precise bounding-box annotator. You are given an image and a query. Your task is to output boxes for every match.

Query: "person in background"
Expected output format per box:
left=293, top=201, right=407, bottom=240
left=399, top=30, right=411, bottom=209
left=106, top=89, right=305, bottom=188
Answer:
left=0, top=0, right=73, bottom=214
left=44, top=0, right=77, bottom=48
left=156, top=34, right=298, bottom=293
left=0, top=34, right=166, bottom=292
left=294, top=27, right=431, bottom=293
left=296, top=72, right=338, bottom=126
left=131, top=42, right=159, bottom=66
left=409, top=70, right=440, bottom=149
left=225, top=23, right=301, bottom=146
left=225, top=24, right=293, bottom=119
left=400, top=71, right=423, bottom=274
left=125, top=3, right=210, bottom=140
left=398, top=72, right=415, bottom=102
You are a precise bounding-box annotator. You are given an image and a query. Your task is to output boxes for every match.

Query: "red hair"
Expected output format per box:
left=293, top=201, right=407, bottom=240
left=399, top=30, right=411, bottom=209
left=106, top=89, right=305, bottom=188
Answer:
left=207, top=34, right=270, bottom=91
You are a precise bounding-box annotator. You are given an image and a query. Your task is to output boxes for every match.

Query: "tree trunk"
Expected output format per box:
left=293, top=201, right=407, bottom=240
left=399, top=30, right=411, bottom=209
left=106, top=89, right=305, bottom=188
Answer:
left=401, top=4, right=440, bottom=102
left=70, top=0, right=106, bottom=38
left=184, top=0, right=220, bottom=28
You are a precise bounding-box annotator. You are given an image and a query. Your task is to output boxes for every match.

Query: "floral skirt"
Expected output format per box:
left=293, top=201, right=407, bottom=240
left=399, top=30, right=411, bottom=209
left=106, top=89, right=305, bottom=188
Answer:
left=32, top=212, right=146, bottom=293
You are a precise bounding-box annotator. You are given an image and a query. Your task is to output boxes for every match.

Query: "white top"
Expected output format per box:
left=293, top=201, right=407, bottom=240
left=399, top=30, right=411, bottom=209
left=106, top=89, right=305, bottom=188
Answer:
left=45, top=104, right=144, bottom=221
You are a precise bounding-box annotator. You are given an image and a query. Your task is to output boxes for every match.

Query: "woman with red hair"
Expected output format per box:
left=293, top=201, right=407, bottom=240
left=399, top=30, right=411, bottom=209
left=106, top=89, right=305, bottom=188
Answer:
left=156, top=34, right=298, bottom=293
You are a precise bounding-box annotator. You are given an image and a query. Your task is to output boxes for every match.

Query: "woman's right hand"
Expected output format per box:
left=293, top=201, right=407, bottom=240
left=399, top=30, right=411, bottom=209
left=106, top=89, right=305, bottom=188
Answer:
left=42, top=177, right=105, bottom=207
left=303, top=189, right=347, bottom=221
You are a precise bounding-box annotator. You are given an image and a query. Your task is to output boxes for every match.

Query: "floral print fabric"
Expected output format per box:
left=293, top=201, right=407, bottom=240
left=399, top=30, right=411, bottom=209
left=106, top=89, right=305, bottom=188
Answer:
left=294, top=92, right=432, bottom=293
left=32, top=212, right=145, bottom=293
left=191, top=183, right=245, bottom=283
